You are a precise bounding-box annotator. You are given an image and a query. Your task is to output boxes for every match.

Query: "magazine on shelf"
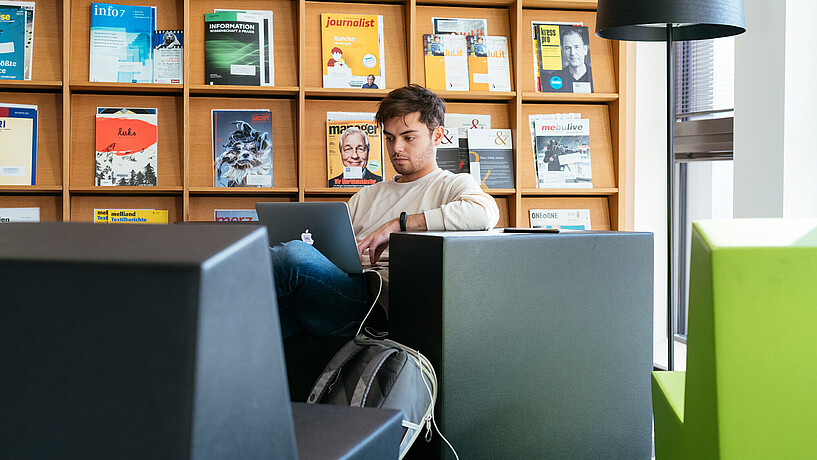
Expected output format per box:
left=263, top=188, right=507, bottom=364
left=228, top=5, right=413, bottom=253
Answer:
left=466, top=35, right=510, bottom=92
left=152, top=30, right=183, bottom=84
left=423, top=34, right=469, bottom=92
left=530, top=21, right=581, bottom=91
left=94, top=208, right=168, bottom=224
left=444, top=113, right=490, bottom=174
left=326, top=112, right=384, bottom=188
left=432, top=17, right=487, bottom=36
left=95, top=107, right=158, bottom=186
left=467, top=128, right=514, bottom=189
left=528, top=111, right=580, bottom=183
left=0, top=206, right=39, bottom=222
left=214, top=209, right=258, bottom=222
left=89, top=3, right=156, bottom=83
left=436, top=125, right=461, bottom=174
left=533, top=23, right=593, bottom=93
left=321, top=13, right=385, bottom=89
left=204, top=11, right=265, bottom=86
left=533, top=117, right=592, bottom=188
left=0, top=103, right=37, bottom=185
left=212, top=109, right=273, bottom=187
left=529, top=208, right=591, bottom=231
left=0, top=7, right=25, bottom=80
left=215, top=9, right=273, bottom=86
left=0, top=1, right=35, bottom=80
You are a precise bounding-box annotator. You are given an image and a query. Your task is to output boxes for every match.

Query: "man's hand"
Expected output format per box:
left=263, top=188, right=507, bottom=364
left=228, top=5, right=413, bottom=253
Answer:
left=357, top=219, right=399, bottom=265
left=357, top=212, right=428, bottom=265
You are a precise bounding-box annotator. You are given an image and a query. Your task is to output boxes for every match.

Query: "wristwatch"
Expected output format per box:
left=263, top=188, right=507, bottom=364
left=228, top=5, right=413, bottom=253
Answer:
left=399, top=211, right=407, bottom=232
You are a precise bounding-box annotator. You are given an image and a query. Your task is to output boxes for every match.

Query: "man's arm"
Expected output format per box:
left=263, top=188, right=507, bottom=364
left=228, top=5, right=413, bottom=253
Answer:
left=356, top=176, right=499, bottom=264
left=422, top=174, right=500, bottom=231
left=357, top=212, right=427, bottom=264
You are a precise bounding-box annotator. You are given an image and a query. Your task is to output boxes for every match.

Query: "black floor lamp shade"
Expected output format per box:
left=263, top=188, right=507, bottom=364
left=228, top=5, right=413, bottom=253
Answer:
left=596, top=0, right=745, bottom=41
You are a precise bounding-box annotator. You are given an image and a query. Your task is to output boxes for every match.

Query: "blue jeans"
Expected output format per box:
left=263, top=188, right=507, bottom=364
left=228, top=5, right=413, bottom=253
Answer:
left=270, top=240, right=370, bottom=339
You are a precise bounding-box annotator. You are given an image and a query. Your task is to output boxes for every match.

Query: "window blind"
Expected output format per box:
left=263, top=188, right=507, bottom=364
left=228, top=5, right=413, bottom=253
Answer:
left=675, top=37, right=735, bottom=121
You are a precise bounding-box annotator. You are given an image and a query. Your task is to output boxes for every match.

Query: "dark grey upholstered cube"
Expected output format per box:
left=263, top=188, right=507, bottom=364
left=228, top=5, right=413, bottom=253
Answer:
left=389, top=230, right=654, bottom=459
left=0, top=222, right=402, bottom=460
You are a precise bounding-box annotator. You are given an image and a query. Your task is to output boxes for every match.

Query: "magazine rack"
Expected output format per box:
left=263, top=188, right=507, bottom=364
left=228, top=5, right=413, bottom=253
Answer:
left=0, top=0, right=633, bottom=231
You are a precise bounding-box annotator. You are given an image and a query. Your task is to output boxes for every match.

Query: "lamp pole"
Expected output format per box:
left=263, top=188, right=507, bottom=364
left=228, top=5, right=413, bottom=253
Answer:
left=666, top=24, right=675, bottom=371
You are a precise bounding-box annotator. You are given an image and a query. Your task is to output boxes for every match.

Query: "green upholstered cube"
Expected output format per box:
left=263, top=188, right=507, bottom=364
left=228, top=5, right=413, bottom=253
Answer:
left=652, top=218, right=817, bottom=459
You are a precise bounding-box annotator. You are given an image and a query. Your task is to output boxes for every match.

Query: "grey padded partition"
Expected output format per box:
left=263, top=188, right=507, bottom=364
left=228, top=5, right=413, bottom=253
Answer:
left=389, top=230, right=654, bottom=459
left=0, top=222, right=294, bottom=459
left=292, top=403, right=403, bottom=459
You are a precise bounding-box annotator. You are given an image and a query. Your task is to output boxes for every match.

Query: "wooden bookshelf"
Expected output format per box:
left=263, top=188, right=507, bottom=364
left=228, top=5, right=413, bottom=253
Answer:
left=0, top=0, right=631, bottom=230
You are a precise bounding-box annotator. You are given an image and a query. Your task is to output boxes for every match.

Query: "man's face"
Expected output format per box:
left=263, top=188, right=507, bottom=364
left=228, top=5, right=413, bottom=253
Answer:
left=383, top=111, right=442, bottom=181
left=562, top=33, right=587, bottom=68
left=367, top=75, right=375, bottom=85
left=332, top=51, right=342, bottom=61
left=340, top=132, right=368, bottom=167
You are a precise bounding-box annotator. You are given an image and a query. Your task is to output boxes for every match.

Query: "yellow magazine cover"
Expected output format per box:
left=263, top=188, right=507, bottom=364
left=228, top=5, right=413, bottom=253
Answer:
left=466, top=35, right=488, bottom=91
left=535, top=23, right=593, bottom=93
left=326, top=119, right=384, bottom=188
left=536, top=24, right=563, bottom=73
left=423, top=34, right=469, bottom=91
left=321, top=13, right=385, bottom=89
left=94, top=209, right=169, bottom=224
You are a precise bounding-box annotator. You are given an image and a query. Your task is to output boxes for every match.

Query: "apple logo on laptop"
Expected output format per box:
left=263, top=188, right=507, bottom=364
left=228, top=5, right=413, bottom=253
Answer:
left=301, top=229, right=314, bottom=245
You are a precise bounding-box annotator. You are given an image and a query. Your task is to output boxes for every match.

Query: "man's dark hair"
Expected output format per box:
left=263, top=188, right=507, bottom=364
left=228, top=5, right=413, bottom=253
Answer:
left=375, top=84, right=446, bottom=133
left=561, top=27, right=587, bottom=46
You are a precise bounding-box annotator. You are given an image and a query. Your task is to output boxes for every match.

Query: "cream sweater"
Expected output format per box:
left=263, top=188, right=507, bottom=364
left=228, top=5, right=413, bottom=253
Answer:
left=349, top=168, right=499, bottom=314
left=348, top=168, right=500, bottom=242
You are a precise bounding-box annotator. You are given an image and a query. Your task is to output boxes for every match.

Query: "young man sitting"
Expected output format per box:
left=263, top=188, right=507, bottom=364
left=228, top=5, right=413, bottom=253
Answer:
left=270, top=84, right=499, bottom=338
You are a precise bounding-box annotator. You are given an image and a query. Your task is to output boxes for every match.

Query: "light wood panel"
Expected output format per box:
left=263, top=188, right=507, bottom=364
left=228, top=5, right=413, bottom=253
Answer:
left=69, top=0, right=184, bottom=84
left=31, top=0, right=64, bottom=82
left=521, top=196, right=610, bottom=229
left=188, top=97, right=298, bottom=189
left=304, top=2, right=407, bottom=89
left=188, top=195, right=293, bottom=221
left=520, top=103, right=614, bottom=189
left=414, top=6, right=513, bottom=90
left=69, top=94, right=183, bottom=187
left=0, top=195, right=62, bottom=221
left=70, top=195, right=182, bottom=222
left=494, top=196, right=510, bottom=227
left=0, top=93, right=63, bottom=187
left=520, top=9, right=615, bottom=94
left=188, top=0, right=299, bottom=88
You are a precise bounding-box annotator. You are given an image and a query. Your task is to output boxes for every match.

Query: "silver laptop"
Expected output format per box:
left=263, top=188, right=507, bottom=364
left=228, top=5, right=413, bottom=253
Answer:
left=255, top=202, right=363, bottom=274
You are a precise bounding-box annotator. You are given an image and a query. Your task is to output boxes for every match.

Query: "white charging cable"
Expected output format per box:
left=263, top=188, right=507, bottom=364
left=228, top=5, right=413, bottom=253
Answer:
left=356, top=269, right=383, bottom=336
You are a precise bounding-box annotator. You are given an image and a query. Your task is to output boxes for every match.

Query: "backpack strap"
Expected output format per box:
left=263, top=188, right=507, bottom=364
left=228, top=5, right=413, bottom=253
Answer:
left=350, top=346, right=400, bottom=407
left=307, top=338, right=370, bottom=403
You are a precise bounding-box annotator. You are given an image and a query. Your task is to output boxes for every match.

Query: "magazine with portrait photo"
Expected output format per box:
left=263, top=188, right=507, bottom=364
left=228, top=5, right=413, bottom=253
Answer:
left=534, top=23, right=593, bottom=93
left=326, top=114, right=384, bottom=188
left=321, top=13, right=385, bottom=89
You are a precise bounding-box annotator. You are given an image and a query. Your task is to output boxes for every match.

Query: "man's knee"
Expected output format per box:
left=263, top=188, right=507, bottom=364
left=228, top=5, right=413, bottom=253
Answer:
left=270, top=240, right=318, bottom=265
left=269, top=240, right=323, bottom=293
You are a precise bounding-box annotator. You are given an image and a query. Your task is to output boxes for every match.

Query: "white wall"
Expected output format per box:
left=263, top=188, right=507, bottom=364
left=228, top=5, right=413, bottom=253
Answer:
left=632, top=41, right=669, bottom=367
left=734, top=0, right=817, bottom=217
left=733, top=0, right=786, bottom=217
left=782, top=0, right=817, bottom=216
